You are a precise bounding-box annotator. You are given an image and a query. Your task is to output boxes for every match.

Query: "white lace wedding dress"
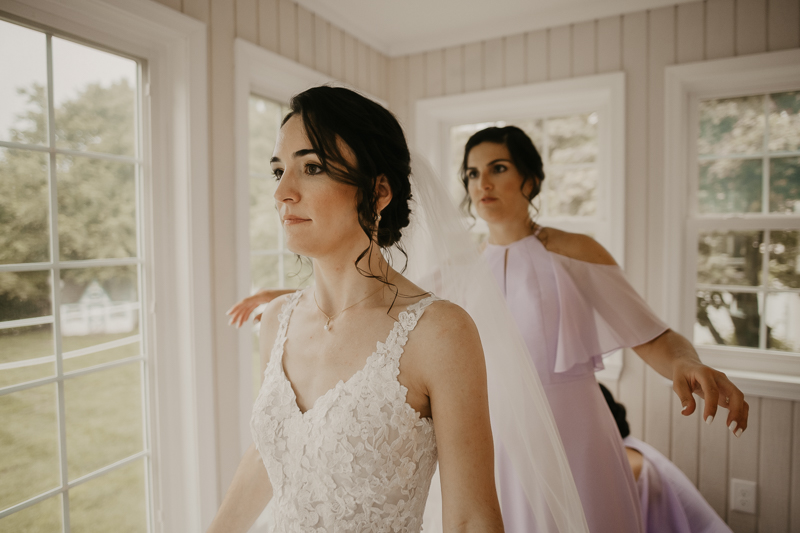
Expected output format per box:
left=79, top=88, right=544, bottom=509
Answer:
left=250, top=290, right=440, bottom=532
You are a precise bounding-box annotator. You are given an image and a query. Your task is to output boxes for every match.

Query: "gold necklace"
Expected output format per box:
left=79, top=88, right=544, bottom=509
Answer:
left=313, top=286, right=384, bottom=332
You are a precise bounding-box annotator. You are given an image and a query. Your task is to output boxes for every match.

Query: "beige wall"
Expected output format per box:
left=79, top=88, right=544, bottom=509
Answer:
left=150, top=0, right=799, bottom=530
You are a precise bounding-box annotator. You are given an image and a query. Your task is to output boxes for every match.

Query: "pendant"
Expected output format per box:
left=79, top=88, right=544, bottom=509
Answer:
left=324, top=318, right=331, bottom=332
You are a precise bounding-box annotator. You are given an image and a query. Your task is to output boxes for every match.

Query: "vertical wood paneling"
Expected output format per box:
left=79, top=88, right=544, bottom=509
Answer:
left=277, top=0, right=297, bottom=61
left=677, top=2, right=705, bottom=63
left=369, top=49, right=380, bottom=98
left=425, top=49, right=444, bottom=97
left=597, top=16, right=621, bottom=73
left=706, top=0, right=736, bottom=59
left=183, top=0, right=210, bottom=23
left=791, top=403, right=800, bottom=532
left=444, top=46, right=464, bottom=95
left=549, top=26, right=572, bottom=79
left=736, top=0, right=767, bottom=55
left=758, top=398, right=793, bottom=532
left=235, top=0, right=258, bottom=43
left=313, top=15, right=329, bottom=75
left=617, top=11, right=648, bottom=438
left=378, top=53, right=388, bottom=101
left=208, top=0, right=239, bottom=495
left=258, top=0, right=279, bottom=52
left=698, top=398, right=730, bottom=517
left=643, top=5, right=675, bottom=456
left=296, top=5, right=314, bottom=68
left=484, top=38, right=504, bottom=89
left=671, top=397, right=700, bottom=485
left=572, top=20, right=596, bottom=76
left=768, top=0, right=800, bottom=50
left=356, top=41, right=369, bottom=90
left=406, top=53, right=426, bottom=141
left=343, top=33, right=357, bottom=86
left=504, top=34, right=525, bottom=86
left=329, top=25, right=344, bottom=81
left=727, top=396, right=760, bottom=533
left=464, top=42, right=483, bottom=92
left=525, top=30, right=548, bottom=83
left=388, top=56, right=409, bottom=129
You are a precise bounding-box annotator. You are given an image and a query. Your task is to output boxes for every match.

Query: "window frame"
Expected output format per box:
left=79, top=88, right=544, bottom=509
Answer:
left=0, top=0, right=214, bottom=530
left=414, top=73, right=627, bottom=380
left=664, top=48, right=800, bottom=401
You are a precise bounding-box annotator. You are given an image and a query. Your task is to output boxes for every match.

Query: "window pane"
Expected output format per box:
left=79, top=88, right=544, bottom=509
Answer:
left=698, top=158, right=762, bottom=214
left=0, top=148, right=50, bottom=265
left=768, top=91, right=800, bottom=153
left=0, top=384, right=60, bottom=510
left=52, top=38, right=136, bottom=157
left=249, top=96, right=284, bottom=176
left=250, top=175, right=280, bottom=251
left=69, top=459, right=146, bottom=533
left=769, top=156, right=800, bottom=213
left=283, top=255, right=313, bottom=289
left=769, top=231, right=800, bottom=289
left=546, top=113, right=598, bottom=164
left=765, top=292, right=800, bottom=352
left=698, top=96, right=765, bottom=156
left=0, top=270, right=52, bottom=322
left=543, top=167, right=597, bottom=217
left=0, top=324, right=54, bottom=389
left=0, top=494, right=62, bottom=532
left=57, top=155, right=136, bottom=260
left=695, top=289, right=761, bottom=348
left=59, top=266, right=139, bottom=372
left=0, top=20, right=48, bottom=146
left=65, top=362, right=143, bottom=480
left=251, top=254, right=280, bottom=291
left=697, top=231, right=763, bottom=286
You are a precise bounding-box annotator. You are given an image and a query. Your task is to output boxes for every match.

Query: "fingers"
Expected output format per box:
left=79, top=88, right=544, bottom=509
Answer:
left=673, top=376, right=697, bottom=417
left=693, top=369, right=721, bottom=425
left=718, top=377, right=748, bottom=437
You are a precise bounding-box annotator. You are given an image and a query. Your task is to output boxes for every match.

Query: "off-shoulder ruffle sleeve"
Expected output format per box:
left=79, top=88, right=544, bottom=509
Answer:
left=549, top=253, right=669, bottom=373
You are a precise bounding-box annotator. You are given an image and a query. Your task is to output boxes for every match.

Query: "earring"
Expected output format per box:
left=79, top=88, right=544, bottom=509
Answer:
left=377, top=213, right=382, bottom=223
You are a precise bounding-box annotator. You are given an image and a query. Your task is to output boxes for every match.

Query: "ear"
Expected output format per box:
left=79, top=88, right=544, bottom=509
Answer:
left=375, top=174, right=393, bottom=213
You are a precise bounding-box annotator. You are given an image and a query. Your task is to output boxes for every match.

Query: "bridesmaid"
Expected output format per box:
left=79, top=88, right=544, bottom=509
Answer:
left=462, top=125, right=748, bottom=532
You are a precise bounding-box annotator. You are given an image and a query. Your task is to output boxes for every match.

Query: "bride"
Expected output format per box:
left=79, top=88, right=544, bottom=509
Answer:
left=207, top=86, right=505, bottom=532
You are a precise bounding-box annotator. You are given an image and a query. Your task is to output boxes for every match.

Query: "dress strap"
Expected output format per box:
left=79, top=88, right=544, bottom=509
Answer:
left=532, top=224, right=544, bottom=237
left=379, top=294, right=440, bottom=372
left=270, top=290, right=303, bottom=364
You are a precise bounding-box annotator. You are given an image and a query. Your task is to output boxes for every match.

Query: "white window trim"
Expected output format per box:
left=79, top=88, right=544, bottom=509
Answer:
left=1, top=0, right=215, bottom=530
left=664, top=48, right=800, bottom=401
left=414, top=73, right=626, bottom=380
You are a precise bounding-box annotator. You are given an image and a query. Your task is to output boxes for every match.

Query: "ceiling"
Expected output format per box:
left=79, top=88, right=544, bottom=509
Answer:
left=294, top=0, right=693, bottom=57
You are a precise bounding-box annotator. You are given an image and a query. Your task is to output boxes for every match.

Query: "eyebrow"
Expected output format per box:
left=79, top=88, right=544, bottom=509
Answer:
left=466, top=158, right=513, bottom=170
left=270, top=148, right=318, bottom=164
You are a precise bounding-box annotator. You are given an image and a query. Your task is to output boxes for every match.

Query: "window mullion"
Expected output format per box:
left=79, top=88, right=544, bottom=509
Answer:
left=760, top=230, right=770, bottom=350
left=45, top=31, right=71, bottom=533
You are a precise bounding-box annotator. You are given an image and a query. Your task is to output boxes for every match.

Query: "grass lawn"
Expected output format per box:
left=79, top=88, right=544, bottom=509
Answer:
left=0, top=328, right=148, bottom=532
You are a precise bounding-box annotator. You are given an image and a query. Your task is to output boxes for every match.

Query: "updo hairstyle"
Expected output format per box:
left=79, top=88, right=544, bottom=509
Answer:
left=459, top=125, right=545, bottom=214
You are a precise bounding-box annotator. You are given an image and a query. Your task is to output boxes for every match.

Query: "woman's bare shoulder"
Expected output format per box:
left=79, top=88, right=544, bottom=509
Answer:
left=537, top=227, right=617, bottom=265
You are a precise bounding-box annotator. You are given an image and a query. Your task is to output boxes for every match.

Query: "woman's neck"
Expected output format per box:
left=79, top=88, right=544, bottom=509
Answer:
left=311, top=244, right=392, bottom=311
left=486, top=216, right=536, bottom=246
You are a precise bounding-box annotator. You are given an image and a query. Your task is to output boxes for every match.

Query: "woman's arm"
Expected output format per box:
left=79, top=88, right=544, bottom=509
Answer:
left=227, top=288, right=295, bottom=328
left=207, top=296, right=290, bottom=532
left=539, top=228, right=749, bottom=435
left=206, top=444, right=273, bottom=533
left=416, top=302, right=504, bottom=532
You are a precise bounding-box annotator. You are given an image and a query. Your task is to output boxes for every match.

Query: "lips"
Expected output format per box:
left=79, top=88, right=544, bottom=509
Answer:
left=282, top=214, right=311, bottom=225
left=479, top=196, right=498, bottom=204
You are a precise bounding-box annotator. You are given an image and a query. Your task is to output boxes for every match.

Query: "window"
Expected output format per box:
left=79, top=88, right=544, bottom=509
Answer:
left=449, top=112, right=600, bottom=240
left=0, top=18, right=150, bottom=531
left=247, top=94, right=312, bottom=397
left=664, top=49, right=800, bottom=399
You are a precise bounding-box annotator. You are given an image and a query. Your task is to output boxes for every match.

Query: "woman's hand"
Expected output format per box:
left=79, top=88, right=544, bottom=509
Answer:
left=634, top=329, right=749, bottom=437
left=227, top=289, right=294, bottom=328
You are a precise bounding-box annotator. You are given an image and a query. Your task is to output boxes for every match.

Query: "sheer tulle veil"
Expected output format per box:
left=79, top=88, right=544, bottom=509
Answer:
left=402, top=152, right=588, bottom=532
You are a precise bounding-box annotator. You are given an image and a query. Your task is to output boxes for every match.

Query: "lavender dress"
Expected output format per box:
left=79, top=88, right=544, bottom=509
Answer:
left=483, top=234, right=668, bottom=533
left=624, top=437, right=732, bottom=533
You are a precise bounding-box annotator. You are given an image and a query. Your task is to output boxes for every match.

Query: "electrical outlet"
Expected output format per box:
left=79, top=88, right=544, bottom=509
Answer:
left=730, top=478, right=757, bottom=514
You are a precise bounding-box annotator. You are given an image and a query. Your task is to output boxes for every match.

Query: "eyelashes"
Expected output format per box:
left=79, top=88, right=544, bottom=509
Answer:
left=270, top=162, right=323, bottom=181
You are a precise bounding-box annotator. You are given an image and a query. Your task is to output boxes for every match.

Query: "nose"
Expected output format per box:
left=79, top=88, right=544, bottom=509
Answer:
left=273, top=168, right=299, bottom=205
left=477, top=171, right=493, bottom=191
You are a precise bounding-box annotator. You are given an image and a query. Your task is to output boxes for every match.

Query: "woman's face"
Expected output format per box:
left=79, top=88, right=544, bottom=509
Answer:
left=270, top=115, right=366, bottom=258
left=466, top=142, right=534, bottom=225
